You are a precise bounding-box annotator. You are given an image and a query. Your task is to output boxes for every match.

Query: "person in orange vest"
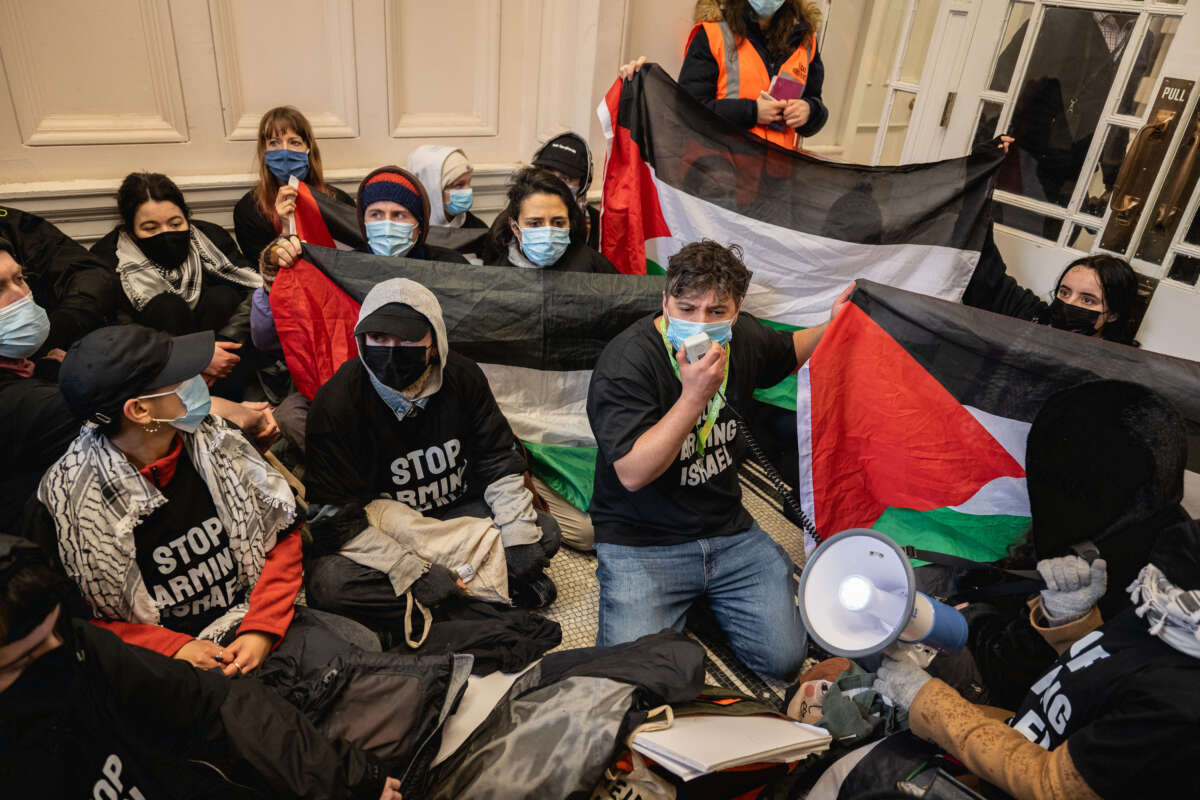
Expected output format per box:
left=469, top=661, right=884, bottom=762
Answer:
left=620, top=1, right=827, bottom=149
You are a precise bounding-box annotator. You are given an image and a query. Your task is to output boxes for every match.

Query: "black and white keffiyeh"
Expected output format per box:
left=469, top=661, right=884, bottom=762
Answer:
left=1128, top=563, right=1200, bottom=659
left=37, top=418, right=295, bottom=642
left=115, top=226, right=261, bottom=312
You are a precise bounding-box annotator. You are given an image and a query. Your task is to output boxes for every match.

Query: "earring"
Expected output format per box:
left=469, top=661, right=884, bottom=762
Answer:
left=144, top=420, right=161, bottom=434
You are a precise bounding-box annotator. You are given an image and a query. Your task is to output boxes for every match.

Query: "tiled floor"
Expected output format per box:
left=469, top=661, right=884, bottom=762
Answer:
left=542, top=462, right=809, bottom=707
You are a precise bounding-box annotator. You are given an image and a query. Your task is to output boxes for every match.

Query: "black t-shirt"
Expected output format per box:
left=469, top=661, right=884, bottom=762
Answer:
left=587, top=313, right=796, bottom=546
left=1009, top=608, right=1200, bottom=797
left=133, top=451, right=246, bottom=636
left=305, top=353, right=527, bottom=514
left=0, top=371, right=81, bottom=533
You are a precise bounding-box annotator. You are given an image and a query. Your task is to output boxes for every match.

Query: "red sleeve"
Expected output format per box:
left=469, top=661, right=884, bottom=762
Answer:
left=237, top=525, right=302, bottom=642
left=92, top=618, right=194, bottom=657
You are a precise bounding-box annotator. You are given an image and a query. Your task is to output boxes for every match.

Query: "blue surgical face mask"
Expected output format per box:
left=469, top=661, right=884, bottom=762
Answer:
left=664, top=314, right=735, bottom=353
left=264, top=148, right=310, bottom=183
left=365, top=220, right=417, bottom=257
left=142, top=375, right=212, bottom=434
left=519, top=226, right=570, bottom=267
left=0, top=293, right=51, bottom=359
left=444, top=188, right=474, bottom=216
left=749, top=0, right=786, bottom=18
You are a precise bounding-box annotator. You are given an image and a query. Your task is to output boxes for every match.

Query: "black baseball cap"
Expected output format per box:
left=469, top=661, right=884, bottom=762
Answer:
left=59, top=325, right=215, bottom=424
left=532, top=133, right=589, bottom=181
left=354, top=303, right=432, bottom=342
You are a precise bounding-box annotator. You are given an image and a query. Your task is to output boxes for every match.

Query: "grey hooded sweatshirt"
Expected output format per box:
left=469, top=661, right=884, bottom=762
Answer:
left=305, top=279, right=539, bottom=592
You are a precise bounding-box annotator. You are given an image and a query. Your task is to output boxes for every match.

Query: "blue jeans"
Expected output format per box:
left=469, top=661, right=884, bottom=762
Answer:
left=595, top=524, right=808, bottom=680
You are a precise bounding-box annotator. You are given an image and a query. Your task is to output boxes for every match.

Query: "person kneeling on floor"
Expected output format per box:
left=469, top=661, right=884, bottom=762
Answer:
left=304, top=278, right=561, bottom=634
left=586, top=239, right=852, bottom=680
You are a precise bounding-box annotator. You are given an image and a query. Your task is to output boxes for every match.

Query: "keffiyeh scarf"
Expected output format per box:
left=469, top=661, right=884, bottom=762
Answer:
left=115, top=226, right=261, bottom=312
left=1128, top=563, right=1200, bottom=658
left=37, top=418, right=295, bottom=642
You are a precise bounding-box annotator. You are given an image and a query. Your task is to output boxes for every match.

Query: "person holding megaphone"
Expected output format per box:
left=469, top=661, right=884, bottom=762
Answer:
left=806, top=381, right=1199, bottom=799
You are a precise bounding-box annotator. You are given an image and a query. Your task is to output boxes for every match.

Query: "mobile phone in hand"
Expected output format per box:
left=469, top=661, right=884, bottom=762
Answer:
left=682, top=332, right=712, bottom=363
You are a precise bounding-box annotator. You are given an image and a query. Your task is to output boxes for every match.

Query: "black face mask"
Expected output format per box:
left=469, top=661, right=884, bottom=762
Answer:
left=136, top=229, right=191, bottom=270
left=362, top=343, right=431, bottom=391
left=1048, top=297, right=1102, bottom=335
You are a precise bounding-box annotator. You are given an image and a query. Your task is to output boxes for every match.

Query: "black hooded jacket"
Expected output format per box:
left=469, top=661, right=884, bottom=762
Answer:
left=0, top=205, right=120, bottom=352
left=958, top=380, right=1190, bottom=710
left=0, top=620, right=385, bottom=799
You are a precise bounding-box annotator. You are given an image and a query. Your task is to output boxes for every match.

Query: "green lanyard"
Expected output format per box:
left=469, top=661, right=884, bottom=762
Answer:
left=658, top=318, right=729, bottom=456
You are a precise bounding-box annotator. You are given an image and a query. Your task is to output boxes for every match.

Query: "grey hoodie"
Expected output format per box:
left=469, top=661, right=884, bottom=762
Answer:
left=336, top=278, right=540, bottom=597
left=356, top=277, right=449, bottom=402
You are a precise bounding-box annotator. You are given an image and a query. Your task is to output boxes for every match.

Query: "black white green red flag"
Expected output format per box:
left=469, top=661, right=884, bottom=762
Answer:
left=597, top=64, right=1004, bottom=327
left=280, top=245, right=663, bottom=510
left=799, top=280, right=1200, bottom=559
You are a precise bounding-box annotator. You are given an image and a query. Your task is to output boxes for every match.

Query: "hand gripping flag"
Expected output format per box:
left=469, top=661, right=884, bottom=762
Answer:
left=268, top=182, right=367, bottom=399
left=798, top=280, right=1200, bottom=560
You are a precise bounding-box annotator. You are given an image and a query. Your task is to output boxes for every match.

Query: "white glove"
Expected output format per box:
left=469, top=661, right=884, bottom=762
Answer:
left=873, top=655, right=932, bottom=710
left=1037, top=556, right=1107, bottom=624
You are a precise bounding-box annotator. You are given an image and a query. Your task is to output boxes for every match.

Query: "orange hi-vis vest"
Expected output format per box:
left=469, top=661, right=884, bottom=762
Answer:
left=688, top=20, right=815, bottom=149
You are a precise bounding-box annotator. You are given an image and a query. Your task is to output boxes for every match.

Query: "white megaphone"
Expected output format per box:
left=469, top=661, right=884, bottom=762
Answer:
left=798, top=529, right=968, bottom=662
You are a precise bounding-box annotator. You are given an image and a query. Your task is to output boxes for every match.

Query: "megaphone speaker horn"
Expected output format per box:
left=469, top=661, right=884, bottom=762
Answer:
left=798, top=529, right=968, bottom=659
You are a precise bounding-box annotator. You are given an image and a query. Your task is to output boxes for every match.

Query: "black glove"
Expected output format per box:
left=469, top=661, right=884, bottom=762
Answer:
left=410, top=564, right=462, bottom=607
left=306, top=503, right=368, bottom=558
left=505, top=542, right=549, bottom=583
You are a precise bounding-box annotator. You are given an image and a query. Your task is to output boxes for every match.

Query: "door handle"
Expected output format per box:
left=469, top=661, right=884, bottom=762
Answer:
left=1150, top=114, right=1200, bottom=230
left=1110, top=110, right=1175, bottom=218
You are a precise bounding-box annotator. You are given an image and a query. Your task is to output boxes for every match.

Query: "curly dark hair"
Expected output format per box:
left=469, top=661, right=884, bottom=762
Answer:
left=665, top=240, right=753, bottom=303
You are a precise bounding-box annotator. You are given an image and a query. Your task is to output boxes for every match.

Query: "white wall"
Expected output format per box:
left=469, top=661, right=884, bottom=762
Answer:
left=0, top=0, right=624, bottom=244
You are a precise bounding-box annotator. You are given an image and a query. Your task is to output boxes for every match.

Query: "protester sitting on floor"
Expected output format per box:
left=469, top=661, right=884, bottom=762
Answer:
left=966, top=250, right=1140, bottom=346
left=482, top=167, right=616, bottom=273
left=252, top=166, right=468, bottom=452
left=0, top=534, right=401, bottom=800
left=304, top=278, right=562, bottom=626
left=1, top=248, right=278, bottom=537
left=233, top=106, right=356, bottom=268
left=586, top=239, right=851, bottom=680
left=91, top=172, right=260, bottom=395
left=841, top=511, right=1200, bottom=800
left=0, top=206, right=120, bottom=354
left=530, top=132, right=601, bottom=249
left=407, top=145, right=488, bottom=230
left=26, top=325, right=372, bottom=679
left=944, top=380, right=1189, bottom=711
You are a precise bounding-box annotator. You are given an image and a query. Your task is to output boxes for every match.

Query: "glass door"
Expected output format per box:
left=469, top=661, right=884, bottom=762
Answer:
left=808, top=0, right=945, bottom=164
left=931, top=0, right=1199, bottom=354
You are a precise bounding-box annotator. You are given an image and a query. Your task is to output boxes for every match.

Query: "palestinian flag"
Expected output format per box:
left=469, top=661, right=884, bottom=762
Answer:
left=276, top=245, right=663, bottom=509
left=291, top=181, right=366, bottom=251
left=798, top=280, right=1200, bottom=560
left=598, top=65, right=1003, bottom=410
left=269, top=183, right=368, bottom=398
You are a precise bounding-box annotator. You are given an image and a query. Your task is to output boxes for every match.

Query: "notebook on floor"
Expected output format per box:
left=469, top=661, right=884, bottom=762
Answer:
left=631, top=713, right=832, bottom=781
